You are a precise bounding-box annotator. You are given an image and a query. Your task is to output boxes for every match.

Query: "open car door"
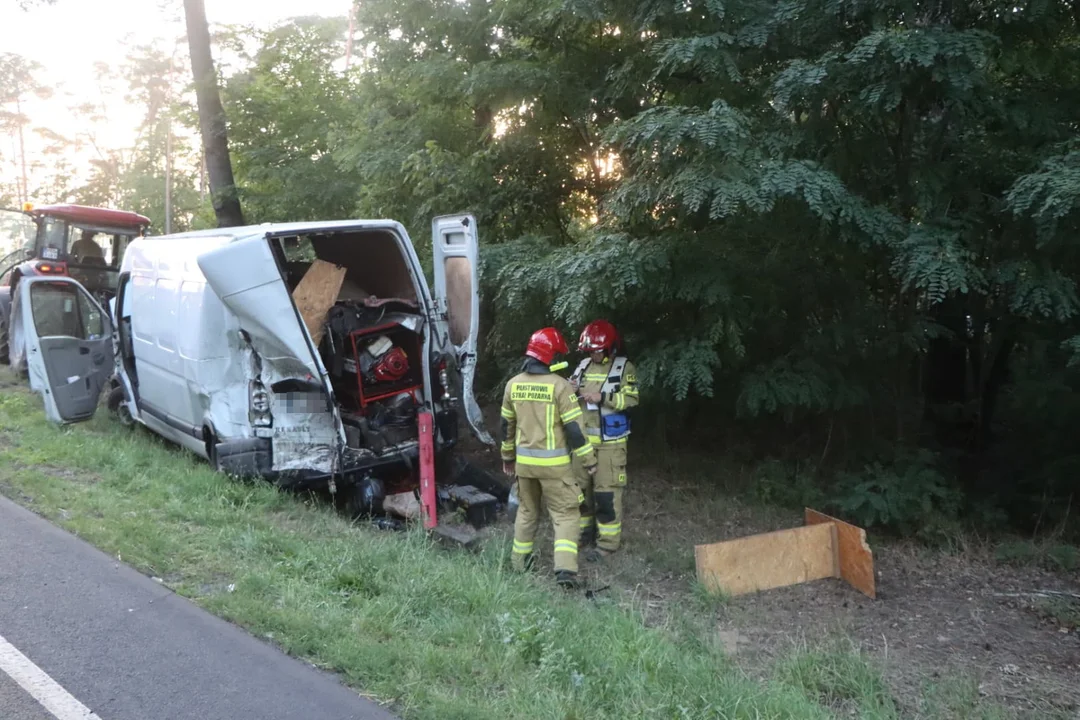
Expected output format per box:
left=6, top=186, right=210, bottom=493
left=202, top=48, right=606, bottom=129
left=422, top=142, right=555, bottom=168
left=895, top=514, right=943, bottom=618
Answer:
left=196, top=234, right=344, bottom=473
left=196, top=235, right=329, bottom=376
left=432, top=213, right=493, bottom=446
left=16, top=276, right=113, bottom=424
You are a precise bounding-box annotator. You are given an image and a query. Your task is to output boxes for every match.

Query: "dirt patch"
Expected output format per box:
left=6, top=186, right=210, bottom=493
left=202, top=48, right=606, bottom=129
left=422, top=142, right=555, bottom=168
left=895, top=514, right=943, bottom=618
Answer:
left=717, top=545, right=1080, bottom=716
left=0, top=478, right=33, bottom=505
left=13, top=461, right=103, bottom=485
left=43, top=464, right=102, bottom=484
left=457, top=407, right=1080, bottom=716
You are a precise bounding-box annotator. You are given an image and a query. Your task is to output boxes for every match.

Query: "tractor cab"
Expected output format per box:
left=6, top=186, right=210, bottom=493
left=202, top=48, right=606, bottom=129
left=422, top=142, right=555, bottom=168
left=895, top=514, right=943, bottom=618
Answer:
left=0, top=203, right=149, bottom=364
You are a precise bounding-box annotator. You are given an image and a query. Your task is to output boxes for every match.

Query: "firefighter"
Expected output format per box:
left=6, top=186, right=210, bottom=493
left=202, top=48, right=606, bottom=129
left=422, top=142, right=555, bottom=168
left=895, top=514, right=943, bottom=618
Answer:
left=570, top=320, right=639, bottom=557
left=501, top=327, right=598, bottom=588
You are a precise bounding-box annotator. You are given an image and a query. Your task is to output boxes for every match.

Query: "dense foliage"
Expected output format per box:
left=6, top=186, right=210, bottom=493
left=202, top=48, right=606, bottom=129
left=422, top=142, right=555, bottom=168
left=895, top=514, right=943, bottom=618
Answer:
left=8, top=0, right=1080, bottom=536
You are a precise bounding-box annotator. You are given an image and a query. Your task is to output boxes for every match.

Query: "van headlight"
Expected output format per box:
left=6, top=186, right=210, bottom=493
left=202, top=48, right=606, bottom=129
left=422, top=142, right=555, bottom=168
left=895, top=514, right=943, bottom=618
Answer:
left=250, top=381, right=271, bottom=425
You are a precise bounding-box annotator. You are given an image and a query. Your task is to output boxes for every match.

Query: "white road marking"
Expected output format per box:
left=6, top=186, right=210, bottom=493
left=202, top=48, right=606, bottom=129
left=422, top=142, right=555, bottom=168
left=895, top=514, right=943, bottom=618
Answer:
left=0, top=633, right=102, bottom=719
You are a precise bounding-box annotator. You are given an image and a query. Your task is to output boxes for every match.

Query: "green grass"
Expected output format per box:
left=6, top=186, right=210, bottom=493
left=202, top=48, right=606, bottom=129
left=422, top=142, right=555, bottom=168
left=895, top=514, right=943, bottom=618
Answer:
left=0, top=380, right=1028, bottom=719
left=994, top=539, right=1080, bottom=572
left=1033, top=597, right=1080, bottom=631
left=917, top=676, right=1011, bottom=720
left=775, top=643, right=1016, bottom=720
left=775, top=642, right=899, bottom=719
left=0, top=384, right=845, bottom=720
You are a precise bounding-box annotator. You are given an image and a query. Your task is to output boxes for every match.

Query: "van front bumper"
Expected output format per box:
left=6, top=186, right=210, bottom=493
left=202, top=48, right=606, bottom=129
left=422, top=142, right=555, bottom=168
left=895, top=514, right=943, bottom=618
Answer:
left=214, top=414, right=459, bottom=490
left=215, top=437, right=273, bottom=477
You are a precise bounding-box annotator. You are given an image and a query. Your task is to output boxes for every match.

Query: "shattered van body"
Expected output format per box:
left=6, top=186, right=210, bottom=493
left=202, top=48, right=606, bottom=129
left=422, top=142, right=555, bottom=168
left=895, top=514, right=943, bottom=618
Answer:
left=17, top=216, right=493, bottom=492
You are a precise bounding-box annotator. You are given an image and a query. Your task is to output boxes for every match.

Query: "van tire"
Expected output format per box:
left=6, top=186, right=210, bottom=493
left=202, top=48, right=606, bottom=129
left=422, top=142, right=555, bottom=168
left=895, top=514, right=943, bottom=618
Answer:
left=0, top=312, right=9, bottom=365
left=106, top=386, right=134, bottom=426
left=204, top=428, right=221, bottom=472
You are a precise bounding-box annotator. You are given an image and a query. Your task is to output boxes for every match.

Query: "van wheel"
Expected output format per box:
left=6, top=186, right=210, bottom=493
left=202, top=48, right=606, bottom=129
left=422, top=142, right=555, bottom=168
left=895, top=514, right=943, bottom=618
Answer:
left=0, top=313, right=9, bottom=365
left=205, top=429, right=221, bottom=472
left=107, top=386, right=134, bottom=426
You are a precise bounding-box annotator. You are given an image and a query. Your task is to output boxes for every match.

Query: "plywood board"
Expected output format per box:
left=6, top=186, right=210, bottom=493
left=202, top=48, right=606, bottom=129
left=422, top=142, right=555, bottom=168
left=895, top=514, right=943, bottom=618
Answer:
left=695, top=522, right=837, bottom=597
left=292, top=259, right=346, bottom=346
left=805, top=508, right=876, bottom=599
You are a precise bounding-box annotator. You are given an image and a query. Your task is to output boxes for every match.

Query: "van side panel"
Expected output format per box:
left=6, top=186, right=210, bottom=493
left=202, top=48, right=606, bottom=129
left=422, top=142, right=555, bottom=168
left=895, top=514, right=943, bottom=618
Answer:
left=124, top=235, right=246, bottom=453
left=129, top=271, right=191, bottom=431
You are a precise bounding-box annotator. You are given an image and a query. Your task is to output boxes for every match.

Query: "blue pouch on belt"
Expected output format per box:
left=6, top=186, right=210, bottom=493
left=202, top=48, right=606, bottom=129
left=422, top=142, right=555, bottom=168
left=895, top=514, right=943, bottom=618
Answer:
left=601, top=412, right=630, bottom=438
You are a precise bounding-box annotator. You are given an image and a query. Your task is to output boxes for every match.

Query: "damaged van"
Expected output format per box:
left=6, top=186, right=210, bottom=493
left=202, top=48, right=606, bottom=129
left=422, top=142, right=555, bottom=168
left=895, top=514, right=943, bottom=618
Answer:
left=17, top=215, right=493, bottom=500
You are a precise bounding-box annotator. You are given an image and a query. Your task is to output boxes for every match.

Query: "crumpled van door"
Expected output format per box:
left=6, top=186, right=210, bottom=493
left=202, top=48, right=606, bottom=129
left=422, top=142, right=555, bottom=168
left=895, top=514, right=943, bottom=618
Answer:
left=16, top=276, right=113, bottom=424
left=431, top=214, right=493, bottom=445
left=196, top=235, right=344, bottom=472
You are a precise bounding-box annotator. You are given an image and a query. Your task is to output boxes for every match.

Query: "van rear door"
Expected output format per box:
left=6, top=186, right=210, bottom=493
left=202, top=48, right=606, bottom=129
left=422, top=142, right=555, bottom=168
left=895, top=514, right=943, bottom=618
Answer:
left=431, top=214, right=492, bottom=445
left=16, top=276, right=113, bottom=424
left=195, top=235, right=345, bottom=471
left=196, top=235, right=327, bottom=374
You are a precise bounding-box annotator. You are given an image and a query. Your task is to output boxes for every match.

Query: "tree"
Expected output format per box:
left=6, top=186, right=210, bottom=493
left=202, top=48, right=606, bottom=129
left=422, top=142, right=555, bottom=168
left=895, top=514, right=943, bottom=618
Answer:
left=183, top=0, right=244, bottom=227
left=329, top=0, right=1080, bottom=530
left=94, top=0, right=1079, bottom=533
left=221, top=16, right=358, bottom=223
left=0, top=53, right=51, bottom=205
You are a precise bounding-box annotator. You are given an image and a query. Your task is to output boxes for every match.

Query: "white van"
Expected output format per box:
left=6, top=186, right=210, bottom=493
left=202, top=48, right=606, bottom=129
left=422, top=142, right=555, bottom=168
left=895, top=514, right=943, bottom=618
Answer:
left=16, top=216, right=493, bottom=497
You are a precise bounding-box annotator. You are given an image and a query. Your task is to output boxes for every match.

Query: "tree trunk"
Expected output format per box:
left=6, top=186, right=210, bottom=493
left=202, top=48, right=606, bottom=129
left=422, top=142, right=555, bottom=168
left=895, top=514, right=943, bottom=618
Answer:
left=183, top=0, right=244, bottom=228
left=15, top=94, right=27, bottom=205
left=977, top=328, right=1016, bottom=451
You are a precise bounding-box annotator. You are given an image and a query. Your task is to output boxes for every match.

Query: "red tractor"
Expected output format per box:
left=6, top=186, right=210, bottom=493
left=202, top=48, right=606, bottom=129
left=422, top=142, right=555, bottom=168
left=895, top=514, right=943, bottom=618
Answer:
left=0, top=203, right=150, bottom=363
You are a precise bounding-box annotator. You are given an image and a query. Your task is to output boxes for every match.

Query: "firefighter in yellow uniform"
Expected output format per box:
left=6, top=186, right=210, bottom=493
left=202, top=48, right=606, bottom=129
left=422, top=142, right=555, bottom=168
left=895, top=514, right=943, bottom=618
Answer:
left=571, top=320, right=639, bottom=556
left=501, top=327, right=598, bottom=588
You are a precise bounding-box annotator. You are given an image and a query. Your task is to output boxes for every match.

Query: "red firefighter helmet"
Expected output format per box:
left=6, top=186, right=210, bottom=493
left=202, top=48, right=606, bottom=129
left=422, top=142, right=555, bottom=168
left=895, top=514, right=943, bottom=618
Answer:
left=525, top=327, right=569, bottom=365
left=578, top=319, right=619, bottom=354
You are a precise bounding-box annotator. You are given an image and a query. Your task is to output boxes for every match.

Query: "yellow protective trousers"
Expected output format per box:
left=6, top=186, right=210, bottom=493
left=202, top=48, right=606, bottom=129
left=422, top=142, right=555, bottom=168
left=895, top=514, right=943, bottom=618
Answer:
left=512, top=473, right=583, bottom=573
left=575, top=442, right=627, bottom=552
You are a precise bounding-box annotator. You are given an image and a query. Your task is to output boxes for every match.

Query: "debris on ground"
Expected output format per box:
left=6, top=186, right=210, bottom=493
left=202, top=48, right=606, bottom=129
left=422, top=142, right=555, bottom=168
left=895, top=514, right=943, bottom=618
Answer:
left=694, top=507, right=875, bottom=598
left=383, top=490, right=421, bottom=519
left=431, top=523, right=481, bottom=550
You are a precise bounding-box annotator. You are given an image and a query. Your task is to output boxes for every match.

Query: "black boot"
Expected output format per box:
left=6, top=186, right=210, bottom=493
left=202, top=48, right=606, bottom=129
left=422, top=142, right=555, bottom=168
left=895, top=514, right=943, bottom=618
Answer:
left=555, top=570, right=580, bottom=589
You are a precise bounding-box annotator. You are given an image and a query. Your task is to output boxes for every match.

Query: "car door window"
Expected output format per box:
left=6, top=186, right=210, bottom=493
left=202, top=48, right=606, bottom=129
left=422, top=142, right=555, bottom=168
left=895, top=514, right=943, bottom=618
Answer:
left=30, top=281, right=101, bottom=339
left=77, top=285, right=106, bottom=338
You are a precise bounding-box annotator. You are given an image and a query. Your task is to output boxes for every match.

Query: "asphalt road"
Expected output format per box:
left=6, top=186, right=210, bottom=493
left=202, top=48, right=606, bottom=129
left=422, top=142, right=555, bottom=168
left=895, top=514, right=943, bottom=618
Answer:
left=0, top=495, right=397, bottom=720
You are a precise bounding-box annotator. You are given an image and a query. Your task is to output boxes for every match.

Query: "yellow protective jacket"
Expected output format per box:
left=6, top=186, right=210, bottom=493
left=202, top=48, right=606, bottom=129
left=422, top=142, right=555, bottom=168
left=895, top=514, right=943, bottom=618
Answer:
left=500, top=360, right=598, bottom=479
left=571, top=356, right=639, bottom=446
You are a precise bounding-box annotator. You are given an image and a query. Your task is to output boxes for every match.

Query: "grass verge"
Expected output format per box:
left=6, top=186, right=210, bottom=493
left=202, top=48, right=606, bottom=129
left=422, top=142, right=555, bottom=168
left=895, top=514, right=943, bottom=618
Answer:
left=0, top=384, right=845, bottom=720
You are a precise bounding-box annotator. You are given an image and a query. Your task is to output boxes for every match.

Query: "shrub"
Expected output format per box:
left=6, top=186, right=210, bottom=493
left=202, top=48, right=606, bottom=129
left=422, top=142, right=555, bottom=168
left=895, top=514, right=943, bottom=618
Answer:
left=831, top=449, right=962, bottom=535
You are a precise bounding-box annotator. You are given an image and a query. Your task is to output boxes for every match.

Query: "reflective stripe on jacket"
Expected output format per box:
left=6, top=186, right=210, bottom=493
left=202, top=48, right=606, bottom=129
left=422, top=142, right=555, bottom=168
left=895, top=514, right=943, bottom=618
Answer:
left=501, top=370, right=596, bottom=478
left=571, top=356, right=639, bottom=444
